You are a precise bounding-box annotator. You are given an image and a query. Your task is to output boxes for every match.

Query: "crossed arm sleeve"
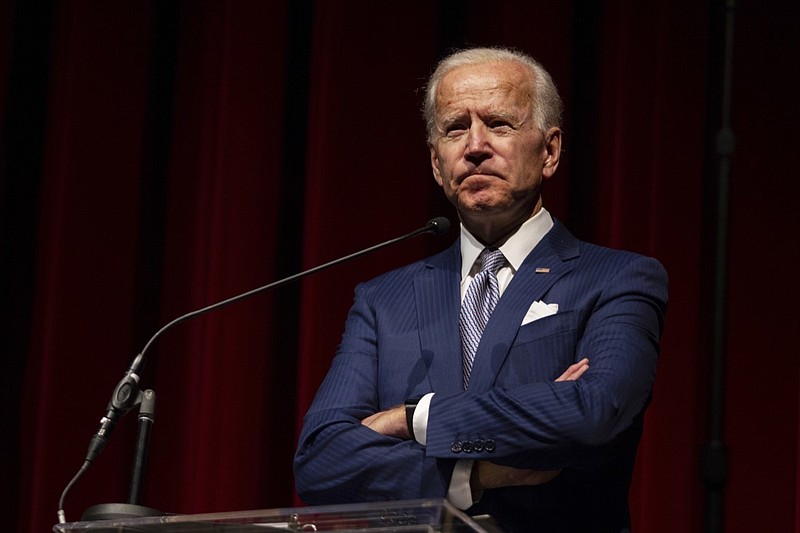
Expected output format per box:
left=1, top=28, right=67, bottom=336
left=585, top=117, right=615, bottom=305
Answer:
left=294, top=283, right=455, bottom=505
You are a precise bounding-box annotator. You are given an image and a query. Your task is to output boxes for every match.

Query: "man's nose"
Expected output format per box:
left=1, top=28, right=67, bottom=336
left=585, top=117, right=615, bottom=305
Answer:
left=465, top=123, right=491, bottom=163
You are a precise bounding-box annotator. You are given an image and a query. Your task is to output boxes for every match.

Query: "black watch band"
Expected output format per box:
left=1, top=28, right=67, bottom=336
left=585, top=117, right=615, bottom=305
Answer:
left=405, top=397, right=421, bottom=441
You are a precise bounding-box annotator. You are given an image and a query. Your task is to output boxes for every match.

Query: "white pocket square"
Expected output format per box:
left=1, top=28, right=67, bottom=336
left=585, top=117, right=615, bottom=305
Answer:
left=521, top=301, right=559, bottom=325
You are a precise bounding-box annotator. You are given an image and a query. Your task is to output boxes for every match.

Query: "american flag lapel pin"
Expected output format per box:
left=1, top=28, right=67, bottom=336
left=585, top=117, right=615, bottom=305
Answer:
left=535, top=267, right=551, bottom=274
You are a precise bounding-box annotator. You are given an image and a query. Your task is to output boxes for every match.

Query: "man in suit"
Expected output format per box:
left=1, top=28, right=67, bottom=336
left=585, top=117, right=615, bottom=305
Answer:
left=294, top=47, right=668, bottom=532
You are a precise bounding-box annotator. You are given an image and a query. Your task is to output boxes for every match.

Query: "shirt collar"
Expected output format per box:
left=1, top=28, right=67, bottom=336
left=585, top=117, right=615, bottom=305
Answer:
left=460, top=207, right=554, bottom=279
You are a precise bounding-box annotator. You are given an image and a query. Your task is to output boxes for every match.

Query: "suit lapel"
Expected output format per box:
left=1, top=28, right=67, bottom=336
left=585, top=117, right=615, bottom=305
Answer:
left=415, top=241, right=464, bottom=396
left=466, top=221, right=580, bottom=392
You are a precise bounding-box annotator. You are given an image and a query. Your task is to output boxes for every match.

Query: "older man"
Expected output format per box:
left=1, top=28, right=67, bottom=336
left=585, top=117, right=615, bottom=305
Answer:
left=294, top=47, right=668, bottom=533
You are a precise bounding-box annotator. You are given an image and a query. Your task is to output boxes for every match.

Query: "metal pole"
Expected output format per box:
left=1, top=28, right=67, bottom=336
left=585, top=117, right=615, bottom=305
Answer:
left=702, top=1, right=736, bottom=531
left=128, top=390, right=156, bottom=505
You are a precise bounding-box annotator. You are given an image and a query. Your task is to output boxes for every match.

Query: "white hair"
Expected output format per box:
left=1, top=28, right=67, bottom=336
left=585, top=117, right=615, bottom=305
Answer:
left=423, top=47, right=563, bottom=142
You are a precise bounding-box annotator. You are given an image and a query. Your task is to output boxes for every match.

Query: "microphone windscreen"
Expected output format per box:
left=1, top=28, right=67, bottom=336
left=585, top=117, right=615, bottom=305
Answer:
left=426, top=217, right=451, bottom=236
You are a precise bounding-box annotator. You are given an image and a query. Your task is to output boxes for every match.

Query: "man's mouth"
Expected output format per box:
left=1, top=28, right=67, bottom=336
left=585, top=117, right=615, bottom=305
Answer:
left=460, top=173, right=497, bottom=187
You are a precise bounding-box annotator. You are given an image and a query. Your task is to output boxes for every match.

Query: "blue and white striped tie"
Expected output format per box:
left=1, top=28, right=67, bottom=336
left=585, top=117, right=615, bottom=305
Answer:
left=460, top=248, right=506, bottom=389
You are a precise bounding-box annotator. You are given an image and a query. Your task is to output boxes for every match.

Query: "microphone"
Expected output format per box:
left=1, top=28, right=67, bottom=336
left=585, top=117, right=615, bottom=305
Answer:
left=57, top=216, right=450, bottom=523
left=425, top=216, right=450, bottom=236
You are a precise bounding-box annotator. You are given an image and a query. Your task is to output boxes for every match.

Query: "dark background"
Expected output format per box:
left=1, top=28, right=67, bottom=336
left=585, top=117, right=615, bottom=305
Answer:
left=1, top=1, right=798, bottom=532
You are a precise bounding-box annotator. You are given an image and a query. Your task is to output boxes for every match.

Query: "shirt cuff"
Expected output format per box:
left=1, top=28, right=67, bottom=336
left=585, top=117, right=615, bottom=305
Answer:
left=446, top=459, right=475, bottom=510
left=411, top=392, right=434, bottom=445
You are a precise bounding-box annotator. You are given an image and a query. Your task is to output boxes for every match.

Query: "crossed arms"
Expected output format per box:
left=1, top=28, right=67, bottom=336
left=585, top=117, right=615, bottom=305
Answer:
left=294, top=252, right=667, bottom=505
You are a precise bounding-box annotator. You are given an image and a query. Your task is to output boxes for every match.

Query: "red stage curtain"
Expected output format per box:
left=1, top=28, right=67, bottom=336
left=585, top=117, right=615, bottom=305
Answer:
left=17, top=1, right=158, bottom=526
left=3, top=2, right=798, bottom=533
left=295, top=0, right=442, bottom=419
left=721, top=1, right=800, bottom=529
left=589, top=2, right=710, bottom=529
left=143, top=0, right=290, bottom=514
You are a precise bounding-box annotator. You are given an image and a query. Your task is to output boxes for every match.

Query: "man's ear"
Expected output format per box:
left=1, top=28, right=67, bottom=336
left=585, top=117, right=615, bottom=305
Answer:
left=429, top=143, right=444, bottom=186
left=542, top=127, right=562, bottom=179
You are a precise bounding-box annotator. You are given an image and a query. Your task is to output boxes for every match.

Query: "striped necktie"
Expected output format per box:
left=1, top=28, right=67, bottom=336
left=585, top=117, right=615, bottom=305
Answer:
left=459, top=248, right=506, bottom=389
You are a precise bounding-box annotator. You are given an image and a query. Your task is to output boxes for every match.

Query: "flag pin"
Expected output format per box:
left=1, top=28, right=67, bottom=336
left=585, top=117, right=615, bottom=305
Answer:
left=535, top=267, right=551, bottom=273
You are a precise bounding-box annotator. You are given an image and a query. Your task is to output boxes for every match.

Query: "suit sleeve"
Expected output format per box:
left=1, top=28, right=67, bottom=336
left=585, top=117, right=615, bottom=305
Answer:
left=424, top=254, right=668, bottom=469
left=293, top=283, right=454, bottom=505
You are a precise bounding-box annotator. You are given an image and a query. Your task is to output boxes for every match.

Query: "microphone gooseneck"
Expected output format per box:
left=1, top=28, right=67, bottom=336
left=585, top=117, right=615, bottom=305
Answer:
left=57, top=216, right=450, bottom=524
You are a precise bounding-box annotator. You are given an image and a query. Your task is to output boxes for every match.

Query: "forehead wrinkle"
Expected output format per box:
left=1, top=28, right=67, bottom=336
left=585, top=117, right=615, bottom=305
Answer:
left=436, top=89, right=534, bottom=131
left=434, top=64, right=536, bottom=129
left=438, top=107, right=522, bottom=126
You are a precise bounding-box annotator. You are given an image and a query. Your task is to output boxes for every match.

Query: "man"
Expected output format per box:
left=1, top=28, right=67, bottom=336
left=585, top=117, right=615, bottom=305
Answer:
left=294, top=47, right=667, bottom=533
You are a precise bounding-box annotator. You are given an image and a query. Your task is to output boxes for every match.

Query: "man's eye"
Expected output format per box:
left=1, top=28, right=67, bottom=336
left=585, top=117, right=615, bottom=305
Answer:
left=490, top=120, right=512, bottom=129
left=445, top=124, right=467, bottom=135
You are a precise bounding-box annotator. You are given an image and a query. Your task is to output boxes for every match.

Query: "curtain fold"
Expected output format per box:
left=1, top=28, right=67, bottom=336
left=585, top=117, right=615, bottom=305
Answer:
left=18, top=1, right=156, bottom=525
left=295, top=0, right=441, bottom=416
left=589, top=2, right=710, bottom=530
left=717, top=1, right=800, bottom=529
left=142, top=0, right=290, bottom=515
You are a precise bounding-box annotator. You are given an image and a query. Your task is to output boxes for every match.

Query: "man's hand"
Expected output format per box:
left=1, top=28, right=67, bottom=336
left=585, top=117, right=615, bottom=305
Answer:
left=472, top=461, right=561, bottom=492
left=361, top=405, right=409, bottom=439
left=556, top=357, right=589, bottom=382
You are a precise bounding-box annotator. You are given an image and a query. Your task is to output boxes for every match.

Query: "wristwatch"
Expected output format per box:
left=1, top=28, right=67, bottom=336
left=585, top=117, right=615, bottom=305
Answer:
left=405, top=397, right=421, bottom=441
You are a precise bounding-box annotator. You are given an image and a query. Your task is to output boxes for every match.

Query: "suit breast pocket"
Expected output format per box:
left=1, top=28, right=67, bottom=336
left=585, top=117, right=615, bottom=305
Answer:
left=514, top=309, right=580, bottom=345
left=499, top=310, right=582, bottom=384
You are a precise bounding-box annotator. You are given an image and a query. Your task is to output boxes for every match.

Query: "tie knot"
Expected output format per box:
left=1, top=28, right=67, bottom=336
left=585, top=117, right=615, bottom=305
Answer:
left=479, top=248, right=506, bottom=274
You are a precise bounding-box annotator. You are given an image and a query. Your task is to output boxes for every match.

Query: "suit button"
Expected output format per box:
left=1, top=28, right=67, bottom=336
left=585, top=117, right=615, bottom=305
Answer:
left=462, top=441, right=474, bottom=453
left=473, top=439, right=484, bottom=452
left=484, top=439, right=496, bottom=452
left=450, top=441, right=462, bottom=453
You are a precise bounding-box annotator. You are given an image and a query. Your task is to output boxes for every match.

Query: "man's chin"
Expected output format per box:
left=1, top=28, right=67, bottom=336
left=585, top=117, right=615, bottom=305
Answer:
left=457, top=193, right=506, bottom=214
left=458, top=202, right=507, bottom=218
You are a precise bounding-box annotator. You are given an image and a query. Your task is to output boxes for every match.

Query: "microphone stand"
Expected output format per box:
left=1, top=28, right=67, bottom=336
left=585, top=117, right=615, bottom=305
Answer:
left=703, top=2, right=737, bottom=531
left=57, top=216, right=451, bottom=524
left=129, top=389, right=156, bottom=506
left=80, top=390, right=162, bottom=521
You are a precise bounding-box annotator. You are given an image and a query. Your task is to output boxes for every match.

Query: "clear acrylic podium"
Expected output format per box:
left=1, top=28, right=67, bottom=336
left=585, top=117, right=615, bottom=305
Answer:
left=53, top=499, right=500, bottom=532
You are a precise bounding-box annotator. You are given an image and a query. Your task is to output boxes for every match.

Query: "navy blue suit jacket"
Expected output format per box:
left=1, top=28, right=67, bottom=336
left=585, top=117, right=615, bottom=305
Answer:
left=294, top=221, right=668, bottom=532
